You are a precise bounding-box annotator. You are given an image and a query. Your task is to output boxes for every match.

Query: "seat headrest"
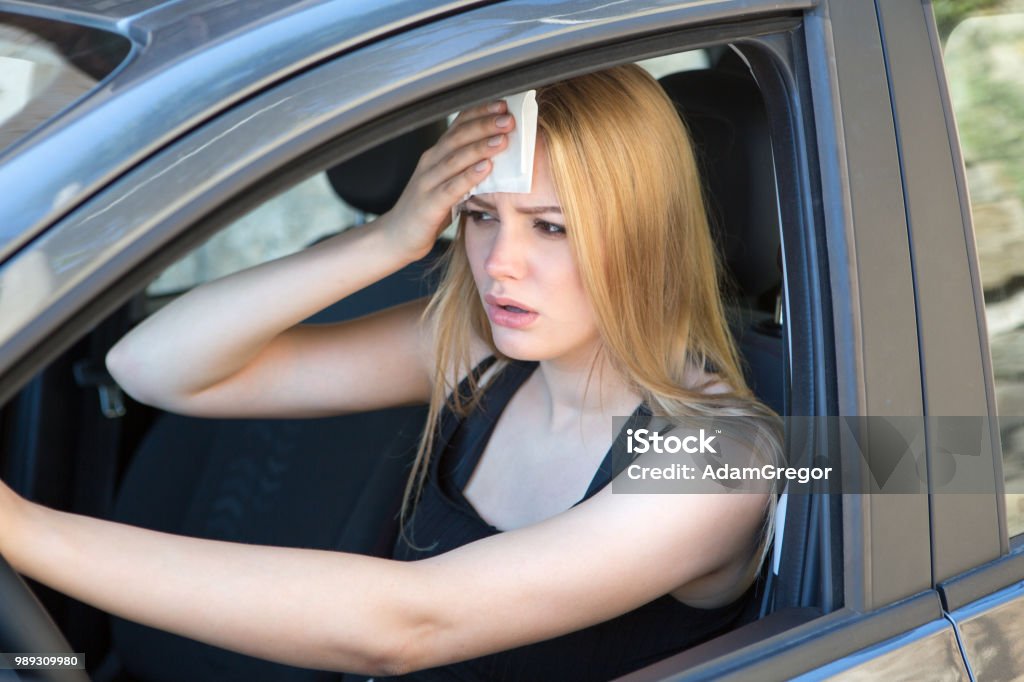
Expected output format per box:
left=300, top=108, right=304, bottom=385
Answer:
left=326, top=120, right=448, bottom=216
left=659, top=69, right=781, bottom=305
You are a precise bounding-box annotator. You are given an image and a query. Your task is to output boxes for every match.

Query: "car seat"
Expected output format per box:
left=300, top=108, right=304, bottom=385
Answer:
left=658, top=59, right=789, bottom=624
left=658, top=64, right=785, bottom=416
left=660, top=47, right=842, bottom=629
left=94, top=121, right=448, bottom=682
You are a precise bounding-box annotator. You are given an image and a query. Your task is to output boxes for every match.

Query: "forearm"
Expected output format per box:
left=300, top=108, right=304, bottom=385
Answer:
left=106, top=219, right=414, bottom=405
left=5, top=499, right=427, bottom=675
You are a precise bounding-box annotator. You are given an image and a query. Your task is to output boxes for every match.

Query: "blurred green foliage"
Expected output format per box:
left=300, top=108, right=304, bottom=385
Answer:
left=933, top=0, right=1003, bottom=39
left=942, top=1, right=1024, bottom=194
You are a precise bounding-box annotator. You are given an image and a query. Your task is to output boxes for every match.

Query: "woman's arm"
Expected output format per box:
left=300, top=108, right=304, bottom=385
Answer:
left=0, top=442, right=770, bottom=676
left=106, top=224, right=429, bottom=416
left=1, top=487, right=421, bottom=675
left=106, top=100, right=516, bottom=418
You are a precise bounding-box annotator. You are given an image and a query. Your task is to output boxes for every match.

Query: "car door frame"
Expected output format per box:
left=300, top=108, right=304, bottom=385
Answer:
left=886, top=0, right=1024, bottom=679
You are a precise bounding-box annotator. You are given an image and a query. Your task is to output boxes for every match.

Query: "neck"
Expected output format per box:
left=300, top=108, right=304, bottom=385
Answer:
left=531, top=348, right=642, bottom=431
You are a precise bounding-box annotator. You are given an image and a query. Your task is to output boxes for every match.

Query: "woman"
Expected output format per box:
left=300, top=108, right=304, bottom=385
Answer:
left=0, top=64, right=780, bottom=680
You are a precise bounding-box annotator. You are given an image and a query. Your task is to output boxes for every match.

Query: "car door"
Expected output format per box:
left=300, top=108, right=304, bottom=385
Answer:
left=0, top=0, right=983, bottom=679
left=896, top=1, right=1024, bottom=680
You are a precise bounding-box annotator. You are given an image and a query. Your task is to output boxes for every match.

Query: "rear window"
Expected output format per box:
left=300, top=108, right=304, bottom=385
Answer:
left=0, top=11, right=131, bottom=156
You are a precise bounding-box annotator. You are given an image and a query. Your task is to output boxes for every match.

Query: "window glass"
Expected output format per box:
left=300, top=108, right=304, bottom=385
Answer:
left=147, top=172, right=361, bottom=295
left=0, top=11, right=130, bottom=155
left=637, top=50, right=710, bottom=77
left=939, top=0, right=1024, bottom=536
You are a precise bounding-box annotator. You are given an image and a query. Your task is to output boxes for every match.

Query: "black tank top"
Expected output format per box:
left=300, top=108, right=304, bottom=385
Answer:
left=385, top=356, right=755, bottom=681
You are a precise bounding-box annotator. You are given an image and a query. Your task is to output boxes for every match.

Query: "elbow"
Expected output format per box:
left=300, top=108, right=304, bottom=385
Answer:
left=105, top=342, right=136, bottom=396
left=105, top=342, right=161, bottom=408
left=358, top=614, right=440, bottom=677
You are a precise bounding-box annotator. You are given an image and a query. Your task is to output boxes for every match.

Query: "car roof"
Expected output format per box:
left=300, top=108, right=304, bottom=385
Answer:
left=0, top=0, right=472, bottom=262
left=5, top=0, right=188, bottom=24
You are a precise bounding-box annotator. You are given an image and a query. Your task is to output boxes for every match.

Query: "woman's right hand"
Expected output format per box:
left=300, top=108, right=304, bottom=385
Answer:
left=382, top=100, right=516, bottom=261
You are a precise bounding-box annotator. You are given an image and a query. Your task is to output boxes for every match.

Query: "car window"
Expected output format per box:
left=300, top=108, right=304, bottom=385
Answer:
left=147, top=172, right=362, bottom=296
left=940, top=0, right=1024, bottom=537
left=0, top=10, right=131, bottom=157
left=147, top=50, right=713, bottom=299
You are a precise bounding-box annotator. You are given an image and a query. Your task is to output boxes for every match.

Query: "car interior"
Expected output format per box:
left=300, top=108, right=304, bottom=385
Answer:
left=0, top=45, right=834, bottom=681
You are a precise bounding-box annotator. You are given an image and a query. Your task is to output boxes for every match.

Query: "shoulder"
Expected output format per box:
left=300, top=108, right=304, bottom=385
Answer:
left=683, top=362, right=733, bottom=396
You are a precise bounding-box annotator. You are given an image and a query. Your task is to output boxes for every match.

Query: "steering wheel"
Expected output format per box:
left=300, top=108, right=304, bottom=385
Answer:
left=0, top=554, right=89, bottom=682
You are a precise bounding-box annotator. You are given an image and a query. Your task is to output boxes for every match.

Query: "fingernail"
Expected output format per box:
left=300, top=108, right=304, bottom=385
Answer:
left=495, top=115, right=512, bottom=128
left=488, top=135, right=503, bottom=147
left=474, top=160, right=488, bottom=172
left=488, top=101, right=504, bottom=113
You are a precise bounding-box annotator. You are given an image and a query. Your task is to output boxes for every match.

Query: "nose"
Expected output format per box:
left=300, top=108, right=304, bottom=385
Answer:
left=483, top=221, right=528, bottom=280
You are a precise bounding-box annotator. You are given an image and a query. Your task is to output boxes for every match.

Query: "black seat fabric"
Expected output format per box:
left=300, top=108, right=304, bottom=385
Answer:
left=106, top=122, right=447, bottom=682
left=659, top=64, right=788, bottom=629
left=659, top=66, right=785, bottom=416
left=326, top=122, right=447, bottom=217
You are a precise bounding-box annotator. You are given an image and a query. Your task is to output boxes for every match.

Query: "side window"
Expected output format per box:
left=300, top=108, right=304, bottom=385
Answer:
left=147, top=52, right=712, bottom=298
left=147, top=172, right=361, bottom=296
left=939, top=1, right=1024, bottom=537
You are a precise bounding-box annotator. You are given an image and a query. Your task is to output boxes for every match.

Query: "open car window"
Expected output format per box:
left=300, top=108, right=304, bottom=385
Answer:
left=147, top=172, right=361, bottom=296
left=0, top=39, right=814, bottom=680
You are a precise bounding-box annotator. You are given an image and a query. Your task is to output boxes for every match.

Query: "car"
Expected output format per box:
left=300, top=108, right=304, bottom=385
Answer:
left=1, top=0, right=1023, bottom=680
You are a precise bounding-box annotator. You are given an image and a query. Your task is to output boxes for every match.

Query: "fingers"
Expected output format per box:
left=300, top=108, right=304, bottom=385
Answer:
left=445, top=111, right=515, bottom=151
left=421, top=131, right=509, bottom=190
left=437, top=159, right=492, bottom=204
left=420, top=102, right=516, bottom=169
left=450, top=99, right=506, bottom=127
left=399, top=98, right=519, bottom=227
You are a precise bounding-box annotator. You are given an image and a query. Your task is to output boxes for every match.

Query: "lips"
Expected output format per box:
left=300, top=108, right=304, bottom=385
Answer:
left=484, top=294, right=536, bottom=314
left=483, top=294, right=538, bottom=329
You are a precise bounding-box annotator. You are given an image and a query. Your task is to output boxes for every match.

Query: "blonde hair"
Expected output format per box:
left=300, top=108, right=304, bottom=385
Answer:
left=402, top=64, right=783, bottom=571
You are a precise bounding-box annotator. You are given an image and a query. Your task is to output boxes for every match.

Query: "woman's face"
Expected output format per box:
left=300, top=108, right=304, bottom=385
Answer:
left=463, top=139, right=601, bottom=367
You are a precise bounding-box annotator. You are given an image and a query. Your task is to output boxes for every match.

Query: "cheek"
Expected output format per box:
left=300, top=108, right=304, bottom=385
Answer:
left=545, top=250, right=592, bottom=318
left=463, top=232, right=487, bottom=281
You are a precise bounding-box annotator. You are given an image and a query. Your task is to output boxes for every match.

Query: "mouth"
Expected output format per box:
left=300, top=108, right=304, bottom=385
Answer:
left=484, top=294, right=538, bottom=329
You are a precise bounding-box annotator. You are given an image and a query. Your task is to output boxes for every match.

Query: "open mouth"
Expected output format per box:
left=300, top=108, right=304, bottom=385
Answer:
left=484, top=295, right=539, bottom=328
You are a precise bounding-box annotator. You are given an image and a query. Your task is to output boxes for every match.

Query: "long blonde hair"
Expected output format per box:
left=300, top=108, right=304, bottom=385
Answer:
left=402, top=64, right=783, bottom=570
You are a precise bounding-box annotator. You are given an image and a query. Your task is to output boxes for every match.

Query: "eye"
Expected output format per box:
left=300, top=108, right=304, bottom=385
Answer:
left=534, top=220, right=566, bottom=237
left=463, top=209, right=496, bottom=224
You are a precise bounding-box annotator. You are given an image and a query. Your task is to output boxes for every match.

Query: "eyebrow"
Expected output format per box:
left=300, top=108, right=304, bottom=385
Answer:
left=466, top=197, right=562, bottom=215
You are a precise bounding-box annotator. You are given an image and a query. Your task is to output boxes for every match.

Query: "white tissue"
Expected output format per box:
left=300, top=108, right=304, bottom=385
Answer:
left=451, top=90, right=538, bottom=225
left=469, top=90, right=538, bottom=195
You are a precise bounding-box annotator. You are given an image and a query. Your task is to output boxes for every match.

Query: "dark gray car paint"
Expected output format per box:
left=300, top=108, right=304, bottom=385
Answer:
left=813, top=0, right=932, bottom=612
left=876, top=0, right=1004, bottom=579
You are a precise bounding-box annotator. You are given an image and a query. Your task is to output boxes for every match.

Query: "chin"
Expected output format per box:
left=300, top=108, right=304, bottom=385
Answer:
left=490, top=328, right=594, bottom=365
left=489, top=330, right=551, bottom=362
